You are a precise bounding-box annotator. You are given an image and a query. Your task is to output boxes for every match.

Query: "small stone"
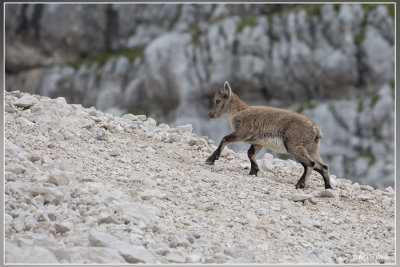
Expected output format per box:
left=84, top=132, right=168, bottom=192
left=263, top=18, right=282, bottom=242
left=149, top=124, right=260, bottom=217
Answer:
left=14, top=94, right=38, bottom=108
left=358, top=195, right=373, bottom=201
left=295, top=248, right=334, bottom=263
left=146, top=117, right=157, bottom=126
left=55, top=222, right=72, bottom=234
left=313, top=221, right=322, bottom=228
left=122, top=113, right=137, bottom=120
left=5, top=214, right=13, bottom=225
left=32, top=195, right=45, bottom=206
left=165, top=252, right=186, bottom=263
left=257, top=208, right=268, bottom=215
left=16, top=117, right=34, bottom=126
left=48, top=170, right=71, bottom=186
left=188, top=139, right=197, bottom=146
left=82, top=121, right=95, bottom=130
left=110, top=149, right=121, bottom=157
left=270, top=204, right=282, bottom=211
left=94, top=129, right=109, bottom=141
left=5, top=242, right=58, bottom=263
left=140, top=189, right=167, bottom=200
left=224, top=248, right=254, bottom=261
left=360, top=185, right=374, bottom=191
left=335, top=256, right=345, bottom=264
left=188, top=254, right=202, bottom=263
left=118, top=246, right=156, bottom=263
left=145, top=147, right=155, bottom=154
left=98, top=212, right=118, bottom=224
left=245, top=212, right=259, bottom=225
left=24, top=216, right=38, bottom=230
left=155, top=247, right=170, bottom=256
left=384, top=186, right=394, bottom=194
left=13, top=215, right=25, bottom=232
left=185, top=232, right=195, bottom=243
left=28, top=153, right=41, bottom=162
left=168, top=235, right=189, bottom=248
left=136, top=115, right=147, bottom=121
left=319, top=189, right=337, bottom=198
left=168, top=133, right=181, bottom=143
left=176, top=124, right=192, bottom=133
left=29, top=174, right=46, bottom=183
left=48, top=213, right=57, bottom=221
left=240, top=163, right=249, bottom=169
left=291, top=193, right=313, bottom=202
left=191, top=232, right=200, bottom=239
left=327, top=232, right=340, bottom=239
left=238, top=192, right=247, bottom=199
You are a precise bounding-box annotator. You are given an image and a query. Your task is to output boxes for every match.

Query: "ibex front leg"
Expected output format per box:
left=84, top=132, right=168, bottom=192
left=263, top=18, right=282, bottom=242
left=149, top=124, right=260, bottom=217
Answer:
left=206, top=132, right=244, bottom=165
left=248, top=144, right=262, bottom=176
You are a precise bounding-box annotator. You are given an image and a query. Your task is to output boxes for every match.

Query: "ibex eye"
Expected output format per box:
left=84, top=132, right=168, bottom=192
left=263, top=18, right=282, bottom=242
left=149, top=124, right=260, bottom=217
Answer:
left=216, top=100, right=220, bottom=104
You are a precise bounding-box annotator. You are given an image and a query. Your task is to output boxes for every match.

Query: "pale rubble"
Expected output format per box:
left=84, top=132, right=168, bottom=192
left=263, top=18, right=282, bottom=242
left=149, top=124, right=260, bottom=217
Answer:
left=4, top=91, right=395, bottom=264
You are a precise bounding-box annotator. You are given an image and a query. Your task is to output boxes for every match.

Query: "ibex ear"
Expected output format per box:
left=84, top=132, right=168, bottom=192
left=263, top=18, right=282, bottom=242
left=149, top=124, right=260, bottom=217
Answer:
left=223, top=81, right=232, bottom=98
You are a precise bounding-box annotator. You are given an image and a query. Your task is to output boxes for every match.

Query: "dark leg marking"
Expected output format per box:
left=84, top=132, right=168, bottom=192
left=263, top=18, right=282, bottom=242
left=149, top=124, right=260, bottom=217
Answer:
left=313, top=154, right=333, bottom=189
left=247, top=144, right=262, bottom=176
left=314, top=165, right=332, bottom=189
left=295, top=161, right=315, bottom=189
left=206, top=132, right=243, bottom=165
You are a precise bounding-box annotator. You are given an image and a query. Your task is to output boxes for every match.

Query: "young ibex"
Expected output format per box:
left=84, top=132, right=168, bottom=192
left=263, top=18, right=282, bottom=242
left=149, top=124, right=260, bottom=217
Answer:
left=206, top=81, right=332, bottom=189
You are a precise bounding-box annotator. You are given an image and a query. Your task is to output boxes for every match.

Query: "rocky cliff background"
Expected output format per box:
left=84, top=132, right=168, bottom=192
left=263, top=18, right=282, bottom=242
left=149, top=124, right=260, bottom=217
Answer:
left=5, top=3, right=395, bottom=189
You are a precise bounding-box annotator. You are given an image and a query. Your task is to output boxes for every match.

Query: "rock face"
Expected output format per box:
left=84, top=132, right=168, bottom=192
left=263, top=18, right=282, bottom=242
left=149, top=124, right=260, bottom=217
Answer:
left=4, top=91, right=395, bottom=264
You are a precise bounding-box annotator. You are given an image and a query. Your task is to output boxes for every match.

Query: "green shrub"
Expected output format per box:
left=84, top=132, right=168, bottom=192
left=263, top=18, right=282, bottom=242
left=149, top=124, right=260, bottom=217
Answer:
left=237, top=17, right=258, bottom=33
left=67, top=48, right=144, bottom=71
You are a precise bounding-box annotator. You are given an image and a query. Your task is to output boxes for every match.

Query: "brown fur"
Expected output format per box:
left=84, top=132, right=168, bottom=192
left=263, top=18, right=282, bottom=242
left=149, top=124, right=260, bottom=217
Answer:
left=206, top=81, right=332, bottom=189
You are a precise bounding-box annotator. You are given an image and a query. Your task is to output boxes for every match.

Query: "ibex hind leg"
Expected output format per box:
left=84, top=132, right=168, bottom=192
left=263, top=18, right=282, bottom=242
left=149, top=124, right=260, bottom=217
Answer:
left=286, top=145, right=315, bottom=189
left=248, top=144, right=262, bottom=176
left=311, top=153, right=332, bottom=189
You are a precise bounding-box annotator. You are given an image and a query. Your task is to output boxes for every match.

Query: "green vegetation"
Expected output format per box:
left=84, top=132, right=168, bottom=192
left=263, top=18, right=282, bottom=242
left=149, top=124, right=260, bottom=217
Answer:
left=343, top=157, right=355, bottom=174
left=387, top=4, right=395, bottom=18
left=209, top=15, right=229, bottom=25
left=354, top=27, right=366, bottom=45
left=359, top=147, right=376, bottom=166
left=301, top=4, right=322, bottom=21
left=333, top=4, right=341, bottom=14
left=237, top=17, right=258, bottom=33
left=362, top=4, right=394, bottom=19
left=361, top=4, right=379, bottom=17
left=296, top=99, right=316, bottom=113
left=67, top=48, right=144, bottom=71
left=373, top=123, right=383, bottom=141
left=129, top=26, right=136, bottom=37
left=169, top=5, right=182, bottom=30
left=126, top=108, right=151, bottom=117
left=370, top=92, right=380, bottom=108
left=357, top=98, right=364, bottom=112
left=185, top=25, right=202, bottom=45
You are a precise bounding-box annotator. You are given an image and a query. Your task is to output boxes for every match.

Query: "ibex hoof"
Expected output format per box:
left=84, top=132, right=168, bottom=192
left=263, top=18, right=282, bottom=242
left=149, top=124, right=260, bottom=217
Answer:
left=249, top=169, right=258, bottom=176
left=205, top=158, right=215, bottom=165
left=295, top=182, right=305, bottom=189
left=325, top=184, right=333, bottom=189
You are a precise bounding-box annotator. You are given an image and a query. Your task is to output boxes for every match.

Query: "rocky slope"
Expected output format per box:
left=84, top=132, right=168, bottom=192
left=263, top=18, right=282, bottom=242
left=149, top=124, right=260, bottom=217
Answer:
left=5, top=91, right=395, bottom=264
left=5, top=3, right=395, bottom=189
